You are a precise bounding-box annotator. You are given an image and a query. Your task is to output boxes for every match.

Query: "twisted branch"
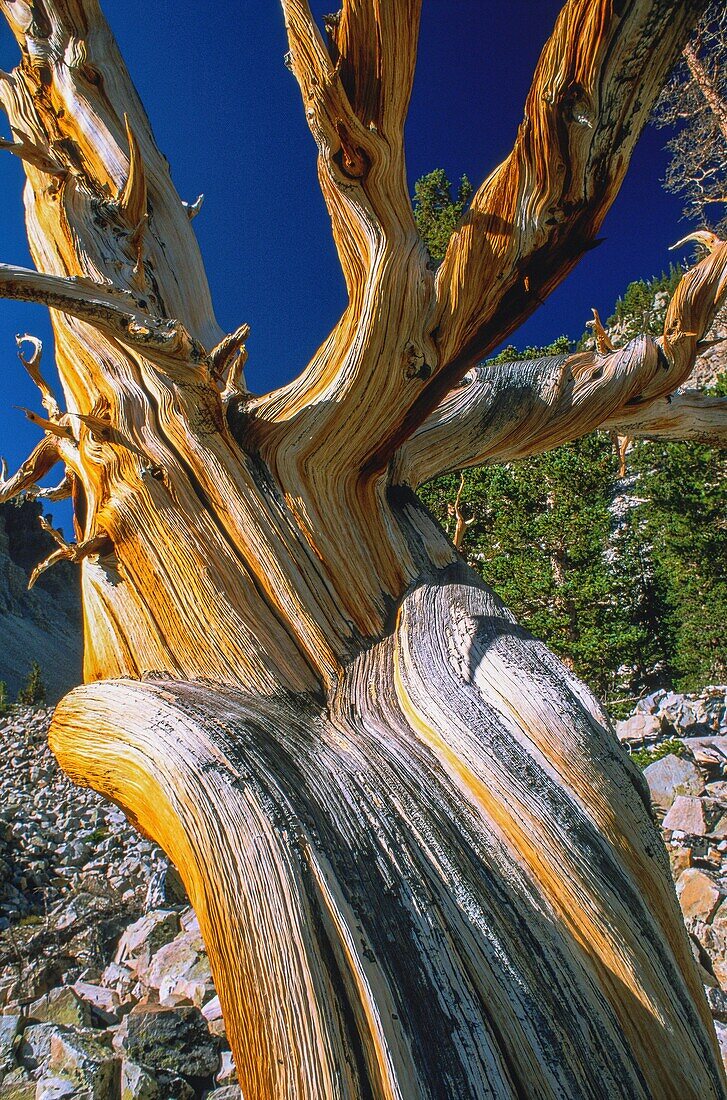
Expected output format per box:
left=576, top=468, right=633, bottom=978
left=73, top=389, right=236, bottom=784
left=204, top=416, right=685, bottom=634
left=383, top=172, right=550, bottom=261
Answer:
left=397, top=236, right=727, bottom=485
left=0, top=436, right=61, bottom=503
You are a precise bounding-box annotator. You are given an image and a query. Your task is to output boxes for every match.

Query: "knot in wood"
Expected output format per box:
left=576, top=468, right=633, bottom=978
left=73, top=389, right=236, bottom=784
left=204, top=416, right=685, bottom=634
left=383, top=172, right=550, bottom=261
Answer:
left=404, top=343, right=432, bottom=382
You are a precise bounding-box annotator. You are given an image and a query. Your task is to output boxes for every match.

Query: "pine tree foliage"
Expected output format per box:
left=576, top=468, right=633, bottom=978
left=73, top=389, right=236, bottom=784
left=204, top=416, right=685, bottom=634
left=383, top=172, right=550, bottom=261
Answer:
left=630, top=437, right=727, bottom=689
left=605, top=267, right=684, bottom=340
left=16, top=660, right=46, bottom=706
left=413, top=169, right=474, bottom=265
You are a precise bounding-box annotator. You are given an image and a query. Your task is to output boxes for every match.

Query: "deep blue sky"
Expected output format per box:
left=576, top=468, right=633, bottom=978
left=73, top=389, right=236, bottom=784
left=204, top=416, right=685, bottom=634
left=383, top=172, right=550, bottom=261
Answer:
left=0, top=0, right=689, bottom=499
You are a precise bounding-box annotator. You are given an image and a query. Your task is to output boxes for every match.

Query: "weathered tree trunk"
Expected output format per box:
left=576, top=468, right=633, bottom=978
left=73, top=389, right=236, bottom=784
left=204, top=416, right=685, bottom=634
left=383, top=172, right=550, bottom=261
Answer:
left=52, top=569, right=726, bottom=1098
left=2, top=1, right=727, bottom=1096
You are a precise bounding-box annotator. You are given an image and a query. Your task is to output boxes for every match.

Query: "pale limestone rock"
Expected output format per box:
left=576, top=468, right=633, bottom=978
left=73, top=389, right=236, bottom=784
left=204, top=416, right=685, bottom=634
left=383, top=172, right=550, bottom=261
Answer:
left=662, top=796, right=723, bottom=836
left=643, top=754, right=704, bottom=811
left=215, top=1050, right=237, bottom=1085
left=201, top=996, right=222, bottom=1023
left=159, top=978, right=207, bottom=1009
left=615, top=713, right=661, bottom=744
left=33, top=1079, right=77, bottom=1099
left=71, top=984, right=122, bottom=1026
left=114, top=912, right=180, bottom=973
left=143, top=930, right=210, bottom=997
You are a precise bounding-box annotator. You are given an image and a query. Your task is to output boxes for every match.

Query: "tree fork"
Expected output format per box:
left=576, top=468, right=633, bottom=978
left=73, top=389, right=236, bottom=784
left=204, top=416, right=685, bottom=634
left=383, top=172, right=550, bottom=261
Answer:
left=1, top=0, right=726, bottom=1096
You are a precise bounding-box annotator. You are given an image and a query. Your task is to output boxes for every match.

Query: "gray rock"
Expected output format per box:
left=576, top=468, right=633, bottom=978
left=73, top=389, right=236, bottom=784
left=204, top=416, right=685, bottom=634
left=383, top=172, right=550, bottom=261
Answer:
left=204, top=1089, right=241, bottom=1100
left=29, top=990, right=92, bottom=1030
left=114, top=912, right=180, bottom=973
left=706, top=779, right=727, bottom=801
left=18, top=1026, right=67, bottom=1075
left=615, top=713, right=661, bottom=745
left=706, top=985, right=727, bottom=1023
left=153, top=1074, right=193, bottom=1100
left=201, top=996, right=222, bottom=1023
left=114, top=1005, right=220, bottom=1080
left=636, top=689, right=667, bottom=714
left=48, top=1031, right=118, bottom=1100
left=215, top=1050, right=237, bottom=1085
left=0, top=1017, right=22, bottom=1082
left=143, top=928, right=211, bottom=999
left=682, top=736, right=727, bottom=767
left=0, top=1067, right=36, bottom=1099
left=70, top=984, right=122, bottom=1027
left=120, top=1062, right=160, bottom=1100
left=714, top=1020, right=727, bottom=1071
left=119, top=1064, right=194, bottom=1100
left=33, top=1079, right=79, bottom=1100
left=643, top=754, right=704, bottom=811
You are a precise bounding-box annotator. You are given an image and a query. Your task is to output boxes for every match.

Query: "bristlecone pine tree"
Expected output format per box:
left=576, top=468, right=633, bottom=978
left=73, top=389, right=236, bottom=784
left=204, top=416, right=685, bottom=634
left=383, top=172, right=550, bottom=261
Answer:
left=1, top=2, right=727, bottom=1097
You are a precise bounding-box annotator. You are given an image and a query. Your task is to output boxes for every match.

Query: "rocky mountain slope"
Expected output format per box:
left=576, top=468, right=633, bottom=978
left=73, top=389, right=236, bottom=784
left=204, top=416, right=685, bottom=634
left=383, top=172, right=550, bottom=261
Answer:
left=0, top=501, right=81, bottom=704
left=1, top=691, right=727, bottom=1097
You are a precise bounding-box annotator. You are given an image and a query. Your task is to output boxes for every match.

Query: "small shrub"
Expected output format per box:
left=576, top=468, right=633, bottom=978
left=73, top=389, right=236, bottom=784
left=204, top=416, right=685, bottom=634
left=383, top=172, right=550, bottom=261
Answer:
left=0, top=681, right=8, bottom=715
left=17, top=914, right=43, bottom=927
left=630, top=738, right=686, bottom=770
left=16, top=661, right=46, bottom=706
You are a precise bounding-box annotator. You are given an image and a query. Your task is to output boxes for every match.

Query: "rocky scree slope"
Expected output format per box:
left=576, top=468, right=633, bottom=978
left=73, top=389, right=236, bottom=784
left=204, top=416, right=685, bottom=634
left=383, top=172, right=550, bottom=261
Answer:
left=0, top=706, right=238, bottom=1099
left=1, top=692, right=727, bottom=1097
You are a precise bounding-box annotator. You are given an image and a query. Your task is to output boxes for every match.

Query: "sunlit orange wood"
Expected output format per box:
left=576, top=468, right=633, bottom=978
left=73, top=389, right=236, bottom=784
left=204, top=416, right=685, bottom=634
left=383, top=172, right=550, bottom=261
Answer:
left=1, top=1, right=726, bottom=1096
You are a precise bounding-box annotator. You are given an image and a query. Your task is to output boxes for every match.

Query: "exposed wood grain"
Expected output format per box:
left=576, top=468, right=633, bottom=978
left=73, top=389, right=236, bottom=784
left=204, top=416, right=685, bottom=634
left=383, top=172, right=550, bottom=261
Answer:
left=604, top=390, right=727, bottom=444
left=396, top=238, right=727, bottom=484
left=1, top=1, right=725, bottom=1095
left=51, top=563, right=725, bottom=1099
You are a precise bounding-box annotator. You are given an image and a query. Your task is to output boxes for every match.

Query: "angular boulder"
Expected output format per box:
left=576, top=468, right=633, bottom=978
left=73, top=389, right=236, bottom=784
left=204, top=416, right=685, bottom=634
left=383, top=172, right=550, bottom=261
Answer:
left=662, top=796, right=723, bottom=836
left=113, top=1005, right=220, bottom=1080
left=28, top=989, right=92, bottom=1030
left=48, top=1031, right=119, bottom=1099
left=115, top=912, right=180, bottom=974
left=643, top=753, right=704, bottom=811
left=71, top=983, right=122, bottom=1026
left=120, top=1061, right=194, bottom=1100
left=121, top=1061, right=160, bottom=1100
left=34, top=1079, right=77, bottom=1099
left=0, top=1067, right=35, bottom=1099
left=0, top=1017, right=22, bottom=1084
left=677, top=868, right=723, bottom=923
left=615, top=713, right=661, bottom=745
left=17, top=1025, right=67, bottom=1075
